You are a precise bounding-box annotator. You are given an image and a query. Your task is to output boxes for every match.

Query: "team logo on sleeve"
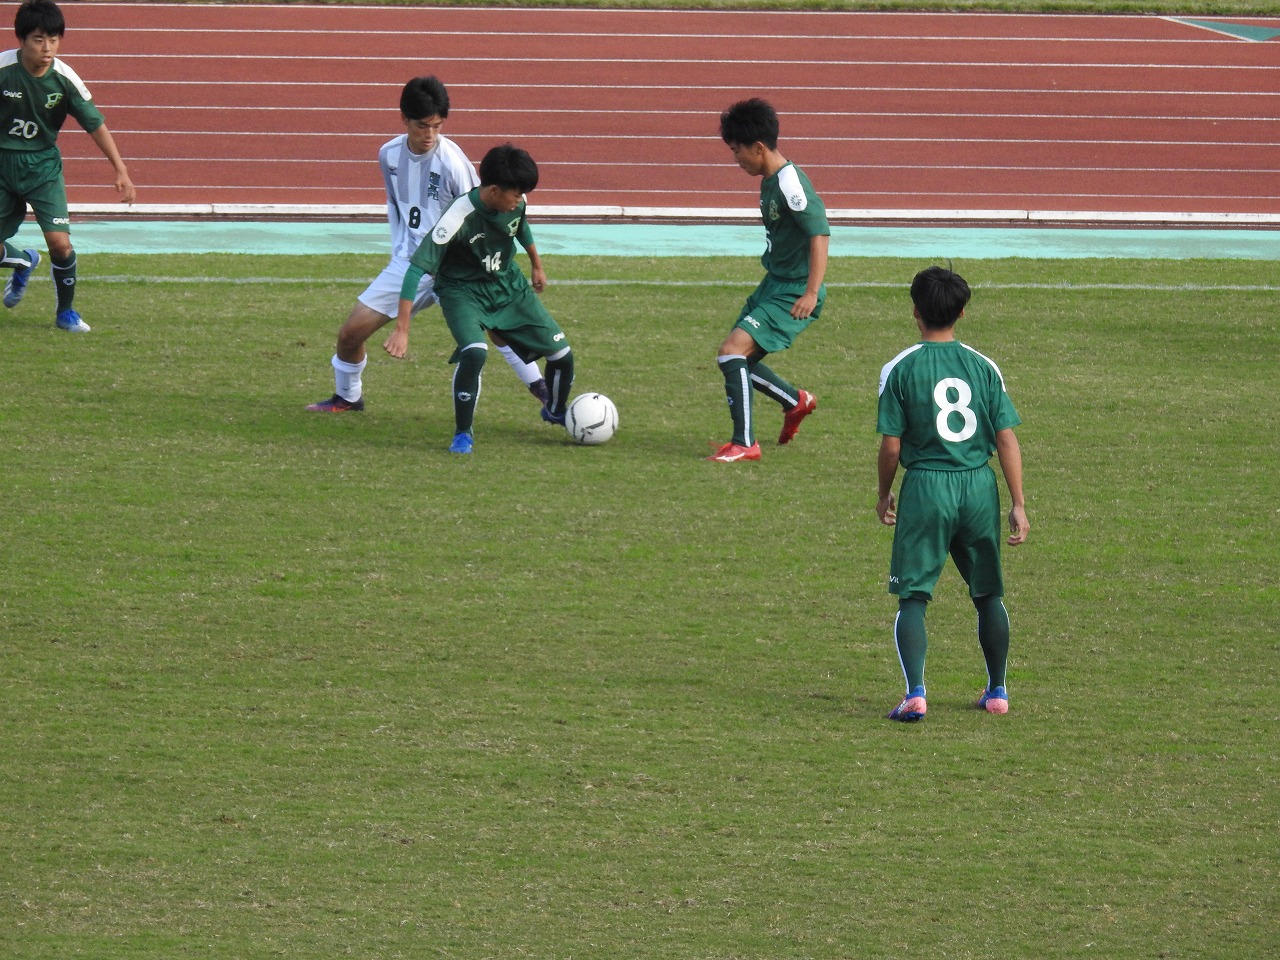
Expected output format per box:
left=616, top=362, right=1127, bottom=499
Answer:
left=44, top=93, right=63, bottom=109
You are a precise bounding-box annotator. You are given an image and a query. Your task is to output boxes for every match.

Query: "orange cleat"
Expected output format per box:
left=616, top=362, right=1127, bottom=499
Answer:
left=706, top=441, right=762, bottom=463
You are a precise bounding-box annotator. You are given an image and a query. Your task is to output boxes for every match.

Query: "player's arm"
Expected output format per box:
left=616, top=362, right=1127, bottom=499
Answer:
left=385, top=263, right=427, bottom=359
left=995, top=427, right=1029, bottom=545
left=524, top=241, right=547, bottom=293
left=876, top=434, right=901, bottom=526
left=791, top=233, right=828, bottom=319
left=88, top=125, right=135, bottom=204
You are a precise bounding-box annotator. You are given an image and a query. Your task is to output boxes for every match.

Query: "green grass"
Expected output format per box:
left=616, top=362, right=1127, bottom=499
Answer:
left=2, top=253, right=1277, bottom=959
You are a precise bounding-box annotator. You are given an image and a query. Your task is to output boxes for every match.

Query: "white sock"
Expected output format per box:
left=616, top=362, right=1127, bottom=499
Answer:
left=332, top=355, right=367, bottom=402
left=495, top=344, right=541, bottom=386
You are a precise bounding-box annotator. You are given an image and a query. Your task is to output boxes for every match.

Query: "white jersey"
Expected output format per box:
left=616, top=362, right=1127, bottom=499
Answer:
left=379, top=133, right=478, bottom=262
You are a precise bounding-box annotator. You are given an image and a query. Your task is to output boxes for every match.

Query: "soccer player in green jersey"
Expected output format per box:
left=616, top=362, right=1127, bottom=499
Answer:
left=1, top=0, right=135, bottom=333
left=709, top=98, right=828, bottom=463
left=395, top=144, right=574, bottom=454
left=305, top=76, right=545, bottom=413
left=876, top=266, right=1029, bottom=722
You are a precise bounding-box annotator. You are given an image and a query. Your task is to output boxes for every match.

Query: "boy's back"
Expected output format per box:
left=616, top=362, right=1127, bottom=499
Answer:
left=877, top=339, right=1019, bottom=471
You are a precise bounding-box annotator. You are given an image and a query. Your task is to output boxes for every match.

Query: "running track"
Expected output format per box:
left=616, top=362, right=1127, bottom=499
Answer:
left=54, top=5, right=1280, bottom=224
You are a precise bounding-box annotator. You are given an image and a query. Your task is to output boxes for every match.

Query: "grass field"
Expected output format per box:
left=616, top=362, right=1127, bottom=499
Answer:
left=2, top=252, right=1277, bottom=959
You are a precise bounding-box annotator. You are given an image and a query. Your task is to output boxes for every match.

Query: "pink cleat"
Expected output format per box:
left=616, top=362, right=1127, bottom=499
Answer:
left=977, top=686, right=1009, bottom=715
left=887, top=687, right=927, bottom=722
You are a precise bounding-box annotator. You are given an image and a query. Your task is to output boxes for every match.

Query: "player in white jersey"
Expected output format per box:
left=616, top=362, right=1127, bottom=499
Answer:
left=307, top=77, right=544, bottom=412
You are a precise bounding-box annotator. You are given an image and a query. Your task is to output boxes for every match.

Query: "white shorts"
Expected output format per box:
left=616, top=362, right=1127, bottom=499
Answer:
left=357, top=258, right=438, bottom=318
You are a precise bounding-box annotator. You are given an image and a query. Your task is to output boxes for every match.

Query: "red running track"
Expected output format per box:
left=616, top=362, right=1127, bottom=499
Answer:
left=47, top=5, right=1280, bottom=222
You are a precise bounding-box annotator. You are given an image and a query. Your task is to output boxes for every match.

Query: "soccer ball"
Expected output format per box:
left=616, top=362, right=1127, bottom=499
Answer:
left=565, top=392, right=618, bottom=445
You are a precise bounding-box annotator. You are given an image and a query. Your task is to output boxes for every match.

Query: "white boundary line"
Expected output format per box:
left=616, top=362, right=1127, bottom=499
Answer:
left=68, top=203, right=1280, bottom=226
left=79, top=275, right=1280, bottom=292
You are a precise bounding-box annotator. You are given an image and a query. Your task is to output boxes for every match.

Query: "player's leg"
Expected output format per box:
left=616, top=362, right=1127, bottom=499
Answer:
left=972, top=595, right=1010, bottom=713
left=491, top=288, right=573, bottom=426
left=440, top=291, right=491, bottom=451
left=22, top=163, right=85, bottom=331
left=1, top=184, right=38, bottom=306
left=734, top=280, right=821, bottom=449
left=748, top=356, right=818, bottom=446
left=1, top=242, right=39, bottom=309
left=451, top=342, right=487, bottom=450
left=541, top=345, right=573, bottom=425
left=885, top=471, right=953, bottom=720
left=887, top=596, right=930, bottom=721
left=710, top=325, right=760, bottom=461
left=308, top=264, right=429, bottom=411
left=488, top=330, right=547, bottom=404
left=951, top=467, right=1011, bottom=712
left=0, top=157, right=41, bottom=311
left=308, top=302, right=388, bottom=411
left=43, top=230, right=78, bottom=324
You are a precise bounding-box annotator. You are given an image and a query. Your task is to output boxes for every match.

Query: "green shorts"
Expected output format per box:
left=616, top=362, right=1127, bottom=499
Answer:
left=733, top=273, right=824, bottom=354
left=0, top=148, right=70, bottom=240
left=888, top=465, right=1005, bottom=601
left=439, top=276, right=568, bottom=364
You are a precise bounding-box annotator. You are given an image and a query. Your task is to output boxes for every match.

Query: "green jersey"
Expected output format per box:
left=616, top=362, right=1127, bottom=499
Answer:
left=401, top=187, right=535, bottom=301
left=758, top=162, right=829, bottom=282
left=0, top=51, right=105, bottom=154
left=877, top=340, right=1021, bottom=471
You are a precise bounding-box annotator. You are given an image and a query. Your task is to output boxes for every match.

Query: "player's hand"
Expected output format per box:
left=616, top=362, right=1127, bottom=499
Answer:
left=1007, top=504, right=1029, bottom=545
left=530, top=265, right=547, bottom=293
left=877, top=492, right=897, bottom=526
left=383, top=328, right=409, bottom=359
left=791, top=291, right=818, bottom=319
left=116, top=174, right=136, bottom=205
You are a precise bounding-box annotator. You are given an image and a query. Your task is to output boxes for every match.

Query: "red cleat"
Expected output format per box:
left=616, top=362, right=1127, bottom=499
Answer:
left=706, top=441, right=761, bottom=462
left=778, top=390, right=817, bottom=445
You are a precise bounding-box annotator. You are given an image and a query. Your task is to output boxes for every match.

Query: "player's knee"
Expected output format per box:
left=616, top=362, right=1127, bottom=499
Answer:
left=46, top=236, right=73, bottom=263
left=458, top=343, right=488, bottom=370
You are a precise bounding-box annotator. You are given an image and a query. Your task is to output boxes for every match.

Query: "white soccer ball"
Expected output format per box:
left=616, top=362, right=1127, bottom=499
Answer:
left=565, top=392, right=618, bottom=445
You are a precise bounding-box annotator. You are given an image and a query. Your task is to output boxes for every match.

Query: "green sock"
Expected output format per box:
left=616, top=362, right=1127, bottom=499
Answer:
left=973, top=594, right=1010, bottom=690
left=895, top=597, right=929, bottom=692
left=453, top=346, right=486, bottom=433
left=2, top=242, right=32, bottom=269
left=748, top=359, right=799, bottom=408
left=717, top=354, right=752, bottom=446
left=51, top=255, right=76, bottom=314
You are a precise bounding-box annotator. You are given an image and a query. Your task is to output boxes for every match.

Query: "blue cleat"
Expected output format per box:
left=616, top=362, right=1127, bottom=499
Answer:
left=977, top=685, right=1009, bottom=715
left=448, top=431, right=474, bottom=454
left=56, top=309, right=91, bottom=333
left=887, top=685, right=927, bottom=722
left=540, top=405, right=566, bottom=427
left=4, top=248, right=40, bottom=308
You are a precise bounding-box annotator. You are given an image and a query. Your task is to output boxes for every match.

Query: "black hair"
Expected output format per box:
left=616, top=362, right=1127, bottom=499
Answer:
left=478, top=143, right=539, bottom=193
left=400, top=76, right=450, bottom=121
left=910, top=265, right=972, bottom=329
left=15, top=0, right=65, bottom=40
left=719, top=98, right=779, bottom=151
